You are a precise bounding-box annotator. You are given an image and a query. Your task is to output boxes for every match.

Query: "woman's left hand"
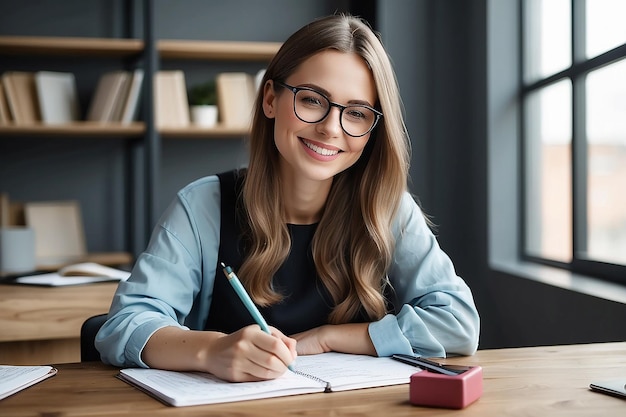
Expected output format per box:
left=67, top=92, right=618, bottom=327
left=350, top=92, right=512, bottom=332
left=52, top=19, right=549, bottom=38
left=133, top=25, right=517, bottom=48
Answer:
left=291, top=323, right=377, bottom=356
left=291, top=326, right=331, bottom=355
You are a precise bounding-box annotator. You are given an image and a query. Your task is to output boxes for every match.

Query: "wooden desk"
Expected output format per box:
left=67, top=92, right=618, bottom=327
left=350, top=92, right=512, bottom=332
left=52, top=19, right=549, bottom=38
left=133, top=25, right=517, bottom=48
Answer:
left=0, top=282, right=117, bottom=365
left=1, top=342, right=624, bottom=416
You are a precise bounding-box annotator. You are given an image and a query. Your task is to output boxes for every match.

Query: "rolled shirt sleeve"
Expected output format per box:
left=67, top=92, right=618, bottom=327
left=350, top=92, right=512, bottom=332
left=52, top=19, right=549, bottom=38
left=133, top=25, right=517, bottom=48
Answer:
left=368, top=193, right=480, bottom=358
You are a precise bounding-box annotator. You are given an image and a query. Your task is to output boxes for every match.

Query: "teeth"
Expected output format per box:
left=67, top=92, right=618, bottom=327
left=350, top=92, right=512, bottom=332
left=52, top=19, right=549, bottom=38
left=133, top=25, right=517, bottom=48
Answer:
left=303, top=140, right=339, bottom=156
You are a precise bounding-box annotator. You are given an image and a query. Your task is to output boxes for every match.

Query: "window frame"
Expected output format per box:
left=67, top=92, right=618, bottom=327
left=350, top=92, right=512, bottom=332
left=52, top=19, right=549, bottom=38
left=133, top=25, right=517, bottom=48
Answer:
left=519, top=0, right=626, bottom=285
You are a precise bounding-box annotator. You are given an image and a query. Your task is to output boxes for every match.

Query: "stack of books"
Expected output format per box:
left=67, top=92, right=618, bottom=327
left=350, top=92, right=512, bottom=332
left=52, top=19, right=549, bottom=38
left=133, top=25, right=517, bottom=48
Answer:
left=0, top=69, right=144, bottom=126
left=86, top=69, right=144, bottom=124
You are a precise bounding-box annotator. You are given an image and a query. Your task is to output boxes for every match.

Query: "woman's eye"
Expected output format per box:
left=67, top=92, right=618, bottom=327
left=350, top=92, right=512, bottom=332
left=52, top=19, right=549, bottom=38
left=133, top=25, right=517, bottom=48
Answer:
left=346, top=108, right=367, bottom=120
left=301, top=95, right=324, bottom=107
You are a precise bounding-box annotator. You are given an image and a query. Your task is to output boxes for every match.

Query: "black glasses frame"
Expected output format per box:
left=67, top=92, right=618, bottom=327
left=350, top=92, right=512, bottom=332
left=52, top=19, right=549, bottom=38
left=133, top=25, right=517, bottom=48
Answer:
left=275, top=80, right=383, bottom=137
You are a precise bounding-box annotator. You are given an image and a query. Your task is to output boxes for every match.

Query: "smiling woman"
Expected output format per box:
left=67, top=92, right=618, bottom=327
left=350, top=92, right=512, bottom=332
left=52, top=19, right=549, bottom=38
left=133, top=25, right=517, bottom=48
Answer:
left=95, top=14, right=480, bottom=383
left=266, top=50, right=377, bottom=188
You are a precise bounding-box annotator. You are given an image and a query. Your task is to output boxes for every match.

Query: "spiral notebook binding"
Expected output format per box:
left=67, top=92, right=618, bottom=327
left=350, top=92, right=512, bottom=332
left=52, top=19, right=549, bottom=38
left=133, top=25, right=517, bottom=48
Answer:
left=293, top=370, right=332, bottom=392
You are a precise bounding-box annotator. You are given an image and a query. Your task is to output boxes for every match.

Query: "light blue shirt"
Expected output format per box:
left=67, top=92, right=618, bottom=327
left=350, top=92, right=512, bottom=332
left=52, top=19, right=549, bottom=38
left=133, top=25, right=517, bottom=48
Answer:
left=96, top=175, right=480, bottom=367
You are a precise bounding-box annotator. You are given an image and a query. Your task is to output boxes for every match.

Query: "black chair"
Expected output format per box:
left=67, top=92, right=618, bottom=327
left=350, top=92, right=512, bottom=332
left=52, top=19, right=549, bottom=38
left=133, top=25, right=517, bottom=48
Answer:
left=80, top=313, right=108, bottom=362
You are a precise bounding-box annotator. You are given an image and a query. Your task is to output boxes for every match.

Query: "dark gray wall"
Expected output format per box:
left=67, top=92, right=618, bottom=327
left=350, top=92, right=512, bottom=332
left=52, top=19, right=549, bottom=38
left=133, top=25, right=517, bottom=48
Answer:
left=1, top=0, right=624, bottom=349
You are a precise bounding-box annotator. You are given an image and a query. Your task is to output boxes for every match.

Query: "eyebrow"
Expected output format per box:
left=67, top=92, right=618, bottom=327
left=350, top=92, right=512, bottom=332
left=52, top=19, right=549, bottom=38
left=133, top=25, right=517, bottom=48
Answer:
left=298, top=83, right=375, bottom=107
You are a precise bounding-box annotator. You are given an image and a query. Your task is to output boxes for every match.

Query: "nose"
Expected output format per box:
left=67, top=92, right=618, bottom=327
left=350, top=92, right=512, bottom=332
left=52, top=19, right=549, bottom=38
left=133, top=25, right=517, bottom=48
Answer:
left=316, top=105, right=343, bottom=137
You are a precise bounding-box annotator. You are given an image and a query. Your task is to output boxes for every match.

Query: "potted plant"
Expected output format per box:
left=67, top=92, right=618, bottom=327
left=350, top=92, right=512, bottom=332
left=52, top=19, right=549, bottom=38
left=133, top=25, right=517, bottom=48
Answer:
left=188, top=80, right=218, bottom=127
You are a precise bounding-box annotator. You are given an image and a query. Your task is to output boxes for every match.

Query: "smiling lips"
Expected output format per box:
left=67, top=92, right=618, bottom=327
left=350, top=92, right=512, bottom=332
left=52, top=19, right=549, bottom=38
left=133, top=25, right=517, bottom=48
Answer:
left=300, top=138, right=341, bottom=159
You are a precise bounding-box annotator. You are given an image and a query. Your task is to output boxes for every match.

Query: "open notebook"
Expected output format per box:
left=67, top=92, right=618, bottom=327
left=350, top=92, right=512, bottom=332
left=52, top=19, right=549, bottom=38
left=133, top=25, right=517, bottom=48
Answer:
left=118, top=352, right=421, bottom=407
left=0, top=365, right=57, bottom=400
left=14, top=262, right=130, bottom=286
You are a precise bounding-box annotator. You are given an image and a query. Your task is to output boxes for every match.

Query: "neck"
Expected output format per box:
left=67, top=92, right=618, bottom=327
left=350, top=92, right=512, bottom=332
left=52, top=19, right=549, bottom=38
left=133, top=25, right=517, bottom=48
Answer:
left=280, top=172, right=332, bottom=225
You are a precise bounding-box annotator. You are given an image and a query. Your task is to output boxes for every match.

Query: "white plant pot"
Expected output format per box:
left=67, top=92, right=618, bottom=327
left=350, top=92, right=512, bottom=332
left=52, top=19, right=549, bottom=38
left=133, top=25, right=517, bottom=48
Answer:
left=190, top=105, right=218, bottom=127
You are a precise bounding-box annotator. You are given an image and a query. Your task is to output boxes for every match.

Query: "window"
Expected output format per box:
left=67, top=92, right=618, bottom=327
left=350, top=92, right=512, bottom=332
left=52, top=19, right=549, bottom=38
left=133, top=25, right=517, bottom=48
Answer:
left=521, top=0, right=626, bottom=284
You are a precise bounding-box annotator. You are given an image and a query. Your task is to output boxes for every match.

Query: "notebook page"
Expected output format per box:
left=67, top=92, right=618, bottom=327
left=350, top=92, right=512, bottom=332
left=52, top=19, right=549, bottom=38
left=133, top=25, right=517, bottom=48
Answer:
left=293, top=352, right=419, bottom=391
left=118, top=367, right=325, bottom=406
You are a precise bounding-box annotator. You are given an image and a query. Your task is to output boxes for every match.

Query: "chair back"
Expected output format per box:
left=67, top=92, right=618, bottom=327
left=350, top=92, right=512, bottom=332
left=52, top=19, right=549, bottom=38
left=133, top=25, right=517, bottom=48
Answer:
left=80, top=313, right=108, bottom=362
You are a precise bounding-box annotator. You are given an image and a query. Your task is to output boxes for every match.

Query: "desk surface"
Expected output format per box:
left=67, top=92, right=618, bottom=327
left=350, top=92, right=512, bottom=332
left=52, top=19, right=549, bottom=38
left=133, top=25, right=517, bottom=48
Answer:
left=1, top=342, right=625, bottom=417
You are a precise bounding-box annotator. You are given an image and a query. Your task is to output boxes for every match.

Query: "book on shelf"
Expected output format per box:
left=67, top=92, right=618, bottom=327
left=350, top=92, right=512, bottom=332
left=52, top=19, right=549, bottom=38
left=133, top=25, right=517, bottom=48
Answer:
left=119, top=69, right=144, bottom=124
left=0, top=82, right=11, bottom=124
left=153, top=70, right=190, bottom=128
left=0, top=365, right=57, bottom=401
left=86, top=70, right=129, bottom=122
left=35, top=71, right=80, bottom=124
left=0, top=193, right=9, bottom=227
left=1, top=71, right=41, bottom=125
left=117, top=352, right=420, bottom=407
left=24, top=200, right=87, bottom=266
left=14, top=262, right=131, bottom=286
left=216, top=72, right=256, bottom=129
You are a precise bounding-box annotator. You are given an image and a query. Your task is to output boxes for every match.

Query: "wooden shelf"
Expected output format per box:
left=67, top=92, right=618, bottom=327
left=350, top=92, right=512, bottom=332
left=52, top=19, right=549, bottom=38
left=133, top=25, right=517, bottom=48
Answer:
left=35, top=251, right=134, bottom=272
left=160, top=124, right=250, bottom=138
left=0, top=37, right=280, bottom=61
left=0, top=122, right=145, bottom=137
left=0, top=36, right=143, bottom=57
left=158, top=39, right=281, bottom=61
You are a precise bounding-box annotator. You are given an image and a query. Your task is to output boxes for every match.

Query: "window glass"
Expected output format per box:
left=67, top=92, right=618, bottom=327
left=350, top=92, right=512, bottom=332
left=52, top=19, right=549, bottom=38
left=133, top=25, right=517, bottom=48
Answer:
left=585, top=59, right=626, bottom=265
left=524, top=0, right=571, bottom=83
left=586, top=0, right=626, bottom=58
left=524, top=79, right=572, bottom=262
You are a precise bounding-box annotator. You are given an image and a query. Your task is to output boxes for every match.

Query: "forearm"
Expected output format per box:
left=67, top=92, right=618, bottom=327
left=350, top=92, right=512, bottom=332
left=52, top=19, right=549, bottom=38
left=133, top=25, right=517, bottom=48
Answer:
left=294, top=323, right=376, bottom=356
left=142, top=326, right=223, bottom=372
left=326, top=323, right=376, bottom=355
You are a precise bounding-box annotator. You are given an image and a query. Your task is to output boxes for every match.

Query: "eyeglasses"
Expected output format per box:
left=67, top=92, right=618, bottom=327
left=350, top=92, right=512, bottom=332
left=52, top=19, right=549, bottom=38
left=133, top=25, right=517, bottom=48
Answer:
left=275, top=80, right=383, bottom=137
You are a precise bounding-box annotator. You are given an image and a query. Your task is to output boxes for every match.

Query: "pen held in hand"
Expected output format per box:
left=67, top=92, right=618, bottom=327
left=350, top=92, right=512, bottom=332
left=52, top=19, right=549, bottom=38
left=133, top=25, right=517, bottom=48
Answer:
left=220, top=262, right=295, bottom=372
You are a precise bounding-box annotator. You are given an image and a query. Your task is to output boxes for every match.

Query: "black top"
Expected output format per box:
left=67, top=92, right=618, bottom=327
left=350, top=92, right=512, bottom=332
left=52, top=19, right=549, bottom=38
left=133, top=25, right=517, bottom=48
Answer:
left=205, top=170, right=337, bottom=335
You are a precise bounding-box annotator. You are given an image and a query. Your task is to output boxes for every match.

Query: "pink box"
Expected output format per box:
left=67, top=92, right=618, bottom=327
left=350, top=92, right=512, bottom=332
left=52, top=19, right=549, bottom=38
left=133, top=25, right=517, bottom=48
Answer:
left=409, top=365, right=483, bottom=409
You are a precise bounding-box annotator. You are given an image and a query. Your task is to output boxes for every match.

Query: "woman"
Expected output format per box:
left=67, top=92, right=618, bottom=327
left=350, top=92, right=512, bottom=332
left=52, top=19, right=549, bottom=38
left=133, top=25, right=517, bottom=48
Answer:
left=96, top=14, right=479, bottom=382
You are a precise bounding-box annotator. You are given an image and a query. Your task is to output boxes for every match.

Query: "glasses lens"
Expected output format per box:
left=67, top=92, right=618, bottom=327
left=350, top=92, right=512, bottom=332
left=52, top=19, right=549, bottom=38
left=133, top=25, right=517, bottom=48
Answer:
left=294, top=89, right=329, bottom=123
left=293, top=87, right=378, bottom=137
left=341, top=105, right=377, bottom=137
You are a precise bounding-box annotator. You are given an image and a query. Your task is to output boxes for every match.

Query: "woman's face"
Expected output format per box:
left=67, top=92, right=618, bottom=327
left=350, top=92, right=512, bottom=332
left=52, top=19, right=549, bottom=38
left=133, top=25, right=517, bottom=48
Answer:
left=263, top=50, right=377, bottom=184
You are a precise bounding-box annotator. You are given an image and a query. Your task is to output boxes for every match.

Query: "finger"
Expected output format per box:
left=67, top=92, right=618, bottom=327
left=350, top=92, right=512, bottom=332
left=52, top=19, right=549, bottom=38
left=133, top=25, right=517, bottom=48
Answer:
left=242, top=344, right=292, bottom=379
left=281, top=335, right=298, bottom=361
left=270, top=327, right=298, bottom=362
left=219, top=331, right=286, bottom=381
left=254, top=331, right=296, bottom=370
left=241, top=358, right=286, bottom=381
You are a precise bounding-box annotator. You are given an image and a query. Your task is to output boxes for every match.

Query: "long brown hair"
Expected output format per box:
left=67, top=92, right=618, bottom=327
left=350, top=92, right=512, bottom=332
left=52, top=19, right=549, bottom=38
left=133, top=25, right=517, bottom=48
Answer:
left=239, top=14, right=410, bottom=323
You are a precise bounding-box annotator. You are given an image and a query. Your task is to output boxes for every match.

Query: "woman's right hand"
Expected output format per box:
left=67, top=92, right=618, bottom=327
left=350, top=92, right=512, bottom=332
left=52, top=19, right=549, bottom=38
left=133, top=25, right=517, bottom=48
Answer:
left=206, top=324, right=297, bottom=382
left=142, top=324, right=296, bottom=383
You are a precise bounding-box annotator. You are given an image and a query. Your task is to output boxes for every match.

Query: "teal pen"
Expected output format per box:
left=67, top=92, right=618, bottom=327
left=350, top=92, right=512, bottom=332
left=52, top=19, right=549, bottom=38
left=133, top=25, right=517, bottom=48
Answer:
left=220, top=262, right=295, bottom=372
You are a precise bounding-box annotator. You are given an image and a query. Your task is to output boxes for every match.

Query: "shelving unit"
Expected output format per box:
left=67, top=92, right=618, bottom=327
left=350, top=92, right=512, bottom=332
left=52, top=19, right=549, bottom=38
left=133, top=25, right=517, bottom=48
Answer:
left=0, top=31, right=280, bottom=259
left=0, top=36, right=279, bottom=139
left=0, top=36, right=145, bottom=140
left=0, top=35, right=145, bottom=267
